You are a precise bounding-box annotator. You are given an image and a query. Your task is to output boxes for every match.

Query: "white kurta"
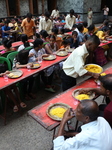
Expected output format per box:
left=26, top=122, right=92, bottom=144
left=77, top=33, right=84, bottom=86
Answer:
left=87, top=10, right=93, bottom=27
left=64, top=14, right=76, bottom=30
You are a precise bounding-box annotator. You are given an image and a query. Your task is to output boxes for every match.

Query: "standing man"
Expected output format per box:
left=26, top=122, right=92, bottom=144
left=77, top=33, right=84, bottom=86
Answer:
left=21, top=13, right=35, bottom=39
left=64, top=9, right=76, bottom=32
left=39, top=11, right=53, bottom=34
left=103, top=5, right=109, bottom=20
left=87, top=8, right=93, bottom=27
left=53, top=100, right=112, bottom=150
left=61, top=35, right=100, bottom=91
left=51, top=7, right=60, bottom=19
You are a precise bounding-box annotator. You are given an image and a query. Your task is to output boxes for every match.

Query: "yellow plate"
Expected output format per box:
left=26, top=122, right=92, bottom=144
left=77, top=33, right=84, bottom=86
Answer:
left=46, top=103, right=71, bottom=121
left=43, top=55, right=56, bottom=60
left=72, top=88, right=95, bottom=101
left=84, top=64, right=103, bottom=74
left=8, top=70, right=23, bottom=79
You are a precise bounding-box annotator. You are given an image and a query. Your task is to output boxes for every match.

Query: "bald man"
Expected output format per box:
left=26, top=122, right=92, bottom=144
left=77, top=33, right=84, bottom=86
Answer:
left=53, top=100, right=112, bottom=150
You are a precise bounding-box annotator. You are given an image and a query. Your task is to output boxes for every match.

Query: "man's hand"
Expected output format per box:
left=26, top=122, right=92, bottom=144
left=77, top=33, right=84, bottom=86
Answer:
left=29, top=53, right=34, bottom=57
left=62, top=108, right=75, bottom=123
left=92, top=73, right=100, bottom=79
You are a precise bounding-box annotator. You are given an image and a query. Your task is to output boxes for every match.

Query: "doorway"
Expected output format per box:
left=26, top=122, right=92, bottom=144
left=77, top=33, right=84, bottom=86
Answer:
left=33, top=0, right=38, bottom=14
left=7, top=0, right=20, bottom=16
left=101, top=0, right=112, bottom=15
left=47, top=0, right=57, bottom=12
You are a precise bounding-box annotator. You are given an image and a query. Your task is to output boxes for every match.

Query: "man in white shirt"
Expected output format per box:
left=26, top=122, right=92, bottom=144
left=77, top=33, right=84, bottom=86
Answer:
left=61, top=35, right=100, bottom=91
left=51, top=7, right=60, bottom=19
left=53, top=100, right=112, bottom=150
left=64, top=9, right=76, bottom=32
left=103, top=5, right=109, bottom=20
left=39, top=12, right=53, bottom=34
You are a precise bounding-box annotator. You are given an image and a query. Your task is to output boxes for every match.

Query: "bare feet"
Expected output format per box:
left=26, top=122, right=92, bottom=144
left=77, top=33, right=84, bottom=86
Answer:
left=20, top=102, right=27, bottom=108
left=13, top=105, right=19, bottom=112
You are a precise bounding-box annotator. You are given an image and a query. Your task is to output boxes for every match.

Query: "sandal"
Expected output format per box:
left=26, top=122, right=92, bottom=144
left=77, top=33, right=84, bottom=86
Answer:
left=28, top=93, right=36, bottom=99
left=20, top=102, right=27, bottom=108
left=13, top=105, right=19, bottom=112
left=25, top=95, right=32, bottom=101
left=45, top=87, right=55, bottom=93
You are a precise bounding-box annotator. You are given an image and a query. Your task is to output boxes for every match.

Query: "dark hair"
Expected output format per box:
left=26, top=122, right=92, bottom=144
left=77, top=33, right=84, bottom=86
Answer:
left=16, top=50, right=29, bottom=65
left=4, top=20, right=9, bottom=25
left=35, top=33, right=40, bottom=39
left=21, top=34, right=30, bottom=48
left=83, top=22, right=88, bottom=28
left=17, top=21, right=21, bottom=24
left=59, top=28, right=65, bottom=34
left=26, top=13, right=32, bottom=18
left=72, top=31, right=78, bottom=36
left=44, top=11, right=51, bottom=18
left=62, top=39, right=71, bottom=46
left=34, top=38, right=43, bottom=48
left=88, top=24, right=95, bottom=31
left=70, top=9, right=75, bottom=15
left=14, top=18, right=18, bottom=22
left=40, top=30, right=49, bottom=38
left=103, top=27, right=110, bottom=32
left=52, top=28, right=58, bottom=35
left=87, top=35, right=100, bottom=45
left=2, top=38, right=12, bottom=48
left=49, top=35, right=56, bottom=40
left=77, top=24, right=84, bottom=32
left=103, top=20, right=109, bottom=26
left=99, top=74, right=112, bottom=91
left=73, top=24, right=77, bottom=29
left=80, top=100, right=99, bottom=121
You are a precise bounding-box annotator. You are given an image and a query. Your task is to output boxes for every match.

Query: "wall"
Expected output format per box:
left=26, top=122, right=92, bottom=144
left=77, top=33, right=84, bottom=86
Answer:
left=57, top=0, right=103, bottom=23
left=0, top=0, right=7, bottom=18
left=38, top=0, right=47, bottom=15
left=20, top=0, right=29, bottom=16
left=57, top=0, right=84, bottom=13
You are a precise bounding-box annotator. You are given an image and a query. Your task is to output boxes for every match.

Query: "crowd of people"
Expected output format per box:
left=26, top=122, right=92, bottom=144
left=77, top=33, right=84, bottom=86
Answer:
left=0, top=7, right=112, bottom=150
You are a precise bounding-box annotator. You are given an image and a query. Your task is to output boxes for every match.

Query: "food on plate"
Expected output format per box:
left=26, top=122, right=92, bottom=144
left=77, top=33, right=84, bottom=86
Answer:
left=33, top=64, right=40, bottom=67
left=85, top=64, right=102, bottom=73
left=49, top=107, right=67, bottom=118
left=100, top=73, right=106, bottom=76
left=8, top=73, right=14, bottom=77
left=75, top=94, right=90, bottom=100
left=8, top=73, right=19, bottom=78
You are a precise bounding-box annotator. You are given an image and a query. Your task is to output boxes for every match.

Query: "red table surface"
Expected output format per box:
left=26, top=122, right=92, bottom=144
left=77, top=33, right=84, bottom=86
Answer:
left=0, top=55, right=68, bottom=90
left=28, top=67, right=112, bottom=131
left=99, top=40, right=112, bottom=47
left=0, top=39, right=34, bottom=51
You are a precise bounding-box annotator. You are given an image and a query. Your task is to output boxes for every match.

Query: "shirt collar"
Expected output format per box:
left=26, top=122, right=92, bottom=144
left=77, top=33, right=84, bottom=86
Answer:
left=81, top=120, right=97, bottom=130
left=82, top=43, right=89, bottom=54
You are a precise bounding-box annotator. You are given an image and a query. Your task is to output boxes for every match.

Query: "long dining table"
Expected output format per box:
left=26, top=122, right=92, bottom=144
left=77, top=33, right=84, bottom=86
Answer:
left=28, top=67, right=112, bottom=135
left=0, top=54, right=69, bottom=90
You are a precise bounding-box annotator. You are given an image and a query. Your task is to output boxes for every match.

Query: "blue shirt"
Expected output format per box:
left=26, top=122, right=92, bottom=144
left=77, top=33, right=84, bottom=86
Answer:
left=2, top=25, right=11, bottom=38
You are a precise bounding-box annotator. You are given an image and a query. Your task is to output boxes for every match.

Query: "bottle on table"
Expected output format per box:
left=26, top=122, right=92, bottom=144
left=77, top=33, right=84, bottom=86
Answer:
left=38, top=50, right=42, bottom=63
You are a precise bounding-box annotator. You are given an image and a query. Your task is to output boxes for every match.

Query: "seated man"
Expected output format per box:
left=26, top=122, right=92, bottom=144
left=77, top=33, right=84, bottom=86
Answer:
left=53, top=100, right=112, bottom=150
left=79, top=74, right=112, bottom=127
left=1, top=20, right=11, bottom=38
